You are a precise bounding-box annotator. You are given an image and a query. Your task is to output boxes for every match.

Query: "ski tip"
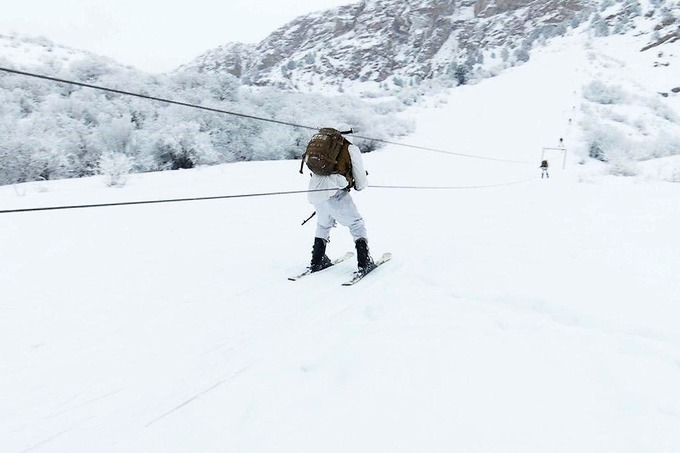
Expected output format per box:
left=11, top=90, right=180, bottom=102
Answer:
left=341, top=252, right=391, bottom=286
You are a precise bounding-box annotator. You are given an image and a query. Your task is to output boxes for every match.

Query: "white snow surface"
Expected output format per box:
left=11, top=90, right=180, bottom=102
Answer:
left=2, top=34, right=680, bottom=452
left=0, top=33, right=114, bottom=71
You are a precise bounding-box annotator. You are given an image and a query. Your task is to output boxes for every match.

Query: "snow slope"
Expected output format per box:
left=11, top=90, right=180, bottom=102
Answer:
left=2, top=34, right=680, bottom=452
left=0, top=33, right=122, bottom=71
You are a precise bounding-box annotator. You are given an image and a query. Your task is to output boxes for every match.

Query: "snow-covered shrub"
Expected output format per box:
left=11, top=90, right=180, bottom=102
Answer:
left=648, top=131, right=680, bottom=159
left=660, top=7, right=677, bottom=27
left=591, top=14, right=610, bottom=36
left=646, top=97, right=679, bottom=123
left=583, top=81, right=628, bottom=104
left=582, top=107, right=680, bottom=164
left=588, top=141, right=606, bottom=161
left=66, top=57, right=117, bottom=83
left=249, top=125, right=301, bottom=161
left=146, top=122, right=220, bottom=170
left=580, top=69, right=680, bottom=168
left=582, top=118, right=627, bottom=162
left=98, top=151, right=135, bottom=187
left=607, top=159, right=638, bottom=176
left=514, top=43, right=531, bottom=63
left=621, top=0, right=642, bottom=20
left=98, top=116, right=136, bottom=154
left=600, top=0, right=615, bottom=11
left=0, top=130, right=25, bottom=185
left=24, top=141, right=74, bottom=182
left=570, top=12, right=587, bottom=29
left=668, top=164, right=680, bottom=183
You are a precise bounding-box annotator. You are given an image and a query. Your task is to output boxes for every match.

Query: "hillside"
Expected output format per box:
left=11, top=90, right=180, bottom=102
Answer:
left=2, top=1, right=680, bottom=187
left=0, top=34, right=411, bottom=186
left=2, top=28, right=680, bottom=452
left=182, top=0, right=680, bottom=96
left=182, top=0, right=591, bottom=92
left=0, top=33, right=123, bottom=71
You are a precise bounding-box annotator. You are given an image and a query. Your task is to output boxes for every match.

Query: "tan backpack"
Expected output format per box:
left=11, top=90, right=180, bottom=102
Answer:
left=299, top=128, right=354, bottom=188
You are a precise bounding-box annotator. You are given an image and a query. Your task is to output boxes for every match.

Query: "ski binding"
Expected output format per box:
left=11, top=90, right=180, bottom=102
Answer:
left=342, top=252, right=392, bottom=286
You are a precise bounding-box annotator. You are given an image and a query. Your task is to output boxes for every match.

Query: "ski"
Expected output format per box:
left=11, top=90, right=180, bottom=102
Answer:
left=288, top=252, right=354, bottom=281
left=342, top=252, right=392, bottom=286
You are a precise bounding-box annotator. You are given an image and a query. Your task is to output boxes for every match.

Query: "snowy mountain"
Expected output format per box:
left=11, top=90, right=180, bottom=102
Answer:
left=1, top=1, right=680, bottom=188
left=0, top=33, right=130, bottom=74
left=0, top=34, right=411, bottom=186
left=182, top=0, right=680, bottom=169
left=2, top=27, right=680, bottom=452
left=183, top=0, right=587, bottom=91
left=182, top=0, right=679, bottom=94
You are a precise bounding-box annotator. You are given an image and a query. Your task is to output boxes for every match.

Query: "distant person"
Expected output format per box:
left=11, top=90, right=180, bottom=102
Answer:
left=540, top=159, right=549, bottom=179
left=559, top=137, right=564, bottom=148
left=299, top=128, right=374, bottom=273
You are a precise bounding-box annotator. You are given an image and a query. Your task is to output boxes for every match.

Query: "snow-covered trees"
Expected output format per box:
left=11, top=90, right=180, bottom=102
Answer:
left=580, top=80, right=680, bottom=164
left=0, top=56, right=411, bottom=186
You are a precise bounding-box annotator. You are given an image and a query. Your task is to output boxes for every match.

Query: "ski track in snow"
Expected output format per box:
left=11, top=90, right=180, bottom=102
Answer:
left=145, top=367, right=249, bottom=428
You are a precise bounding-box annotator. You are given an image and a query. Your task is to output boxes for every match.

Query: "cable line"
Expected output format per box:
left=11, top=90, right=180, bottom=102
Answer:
left=358, top=139, right=531, bottom=164
left=0, top=176, right=539, bottom=215
left=0, top=188, right=343, bottom=215
left=0, top=66, right=317, bottom=132
left=0, top=68, right=538, bottom=215
left=368, top=176, right=538, bottom=190
left=0, top=66, right=532, bottom=165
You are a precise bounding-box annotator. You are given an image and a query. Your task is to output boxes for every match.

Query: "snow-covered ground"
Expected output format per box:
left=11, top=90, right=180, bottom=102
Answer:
left=2, top=33, right=680, bottom=452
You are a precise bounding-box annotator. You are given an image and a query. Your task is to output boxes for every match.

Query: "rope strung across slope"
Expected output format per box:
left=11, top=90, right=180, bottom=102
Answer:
left=0, top=66, right=317, bottom=132
left=0, top=67, right=539, bottom=215
left=368, top=175, right=539, bottom=190
left=0, top=66, right=532, bottom=164
left=0, top=177, right=538, bottom=215
left=0, top=188, right=341, bottom=215
left=356, top=138, right=532, bottom=164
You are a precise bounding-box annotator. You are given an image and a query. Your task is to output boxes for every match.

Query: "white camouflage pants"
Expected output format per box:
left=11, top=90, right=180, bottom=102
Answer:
left=314, top=190, right=367, bottom=242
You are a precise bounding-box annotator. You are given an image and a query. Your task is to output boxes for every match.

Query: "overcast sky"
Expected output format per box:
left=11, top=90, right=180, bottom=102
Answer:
left=0, top=0, right=359, bottom=73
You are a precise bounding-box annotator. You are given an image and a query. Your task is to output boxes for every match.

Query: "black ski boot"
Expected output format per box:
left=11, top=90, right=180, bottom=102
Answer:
left=310, top=237, right=332, bottom=272
left=355, top=238, right=374, bottom=272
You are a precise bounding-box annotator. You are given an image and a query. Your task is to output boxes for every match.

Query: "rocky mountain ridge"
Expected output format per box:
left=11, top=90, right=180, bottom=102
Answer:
left=182, top=0, right=679, bottom=94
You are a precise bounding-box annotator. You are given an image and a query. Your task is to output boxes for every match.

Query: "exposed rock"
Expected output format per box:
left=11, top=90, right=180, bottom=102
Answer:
left=182, top=0, right=591, bottom=92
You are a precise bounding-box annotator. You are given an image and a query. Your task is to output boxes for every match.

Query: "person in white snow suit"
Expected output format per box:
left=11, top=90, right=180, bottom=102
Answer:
left=540, top=159, right=549, bottom=179
left=303, top=129, right=373, bottom=273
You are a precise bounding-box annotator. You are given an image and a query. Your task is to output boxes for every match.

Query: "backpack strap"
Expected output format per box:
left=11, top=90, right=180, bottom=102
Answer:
left=336, top=141, right=354, bottom=189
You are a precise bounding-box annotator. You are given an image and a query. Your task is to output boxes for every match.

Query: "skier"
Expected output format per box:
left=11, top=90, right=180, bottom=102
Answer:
left=304, top=130, right=373, bottom=273
left=540, top=159, right=549, bottom=179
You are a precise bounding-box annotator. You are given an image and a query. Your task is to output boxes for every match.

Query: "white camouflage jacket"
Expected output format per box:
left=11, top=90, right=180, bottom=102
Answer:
left=306, top=144, right=368, bottom=205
